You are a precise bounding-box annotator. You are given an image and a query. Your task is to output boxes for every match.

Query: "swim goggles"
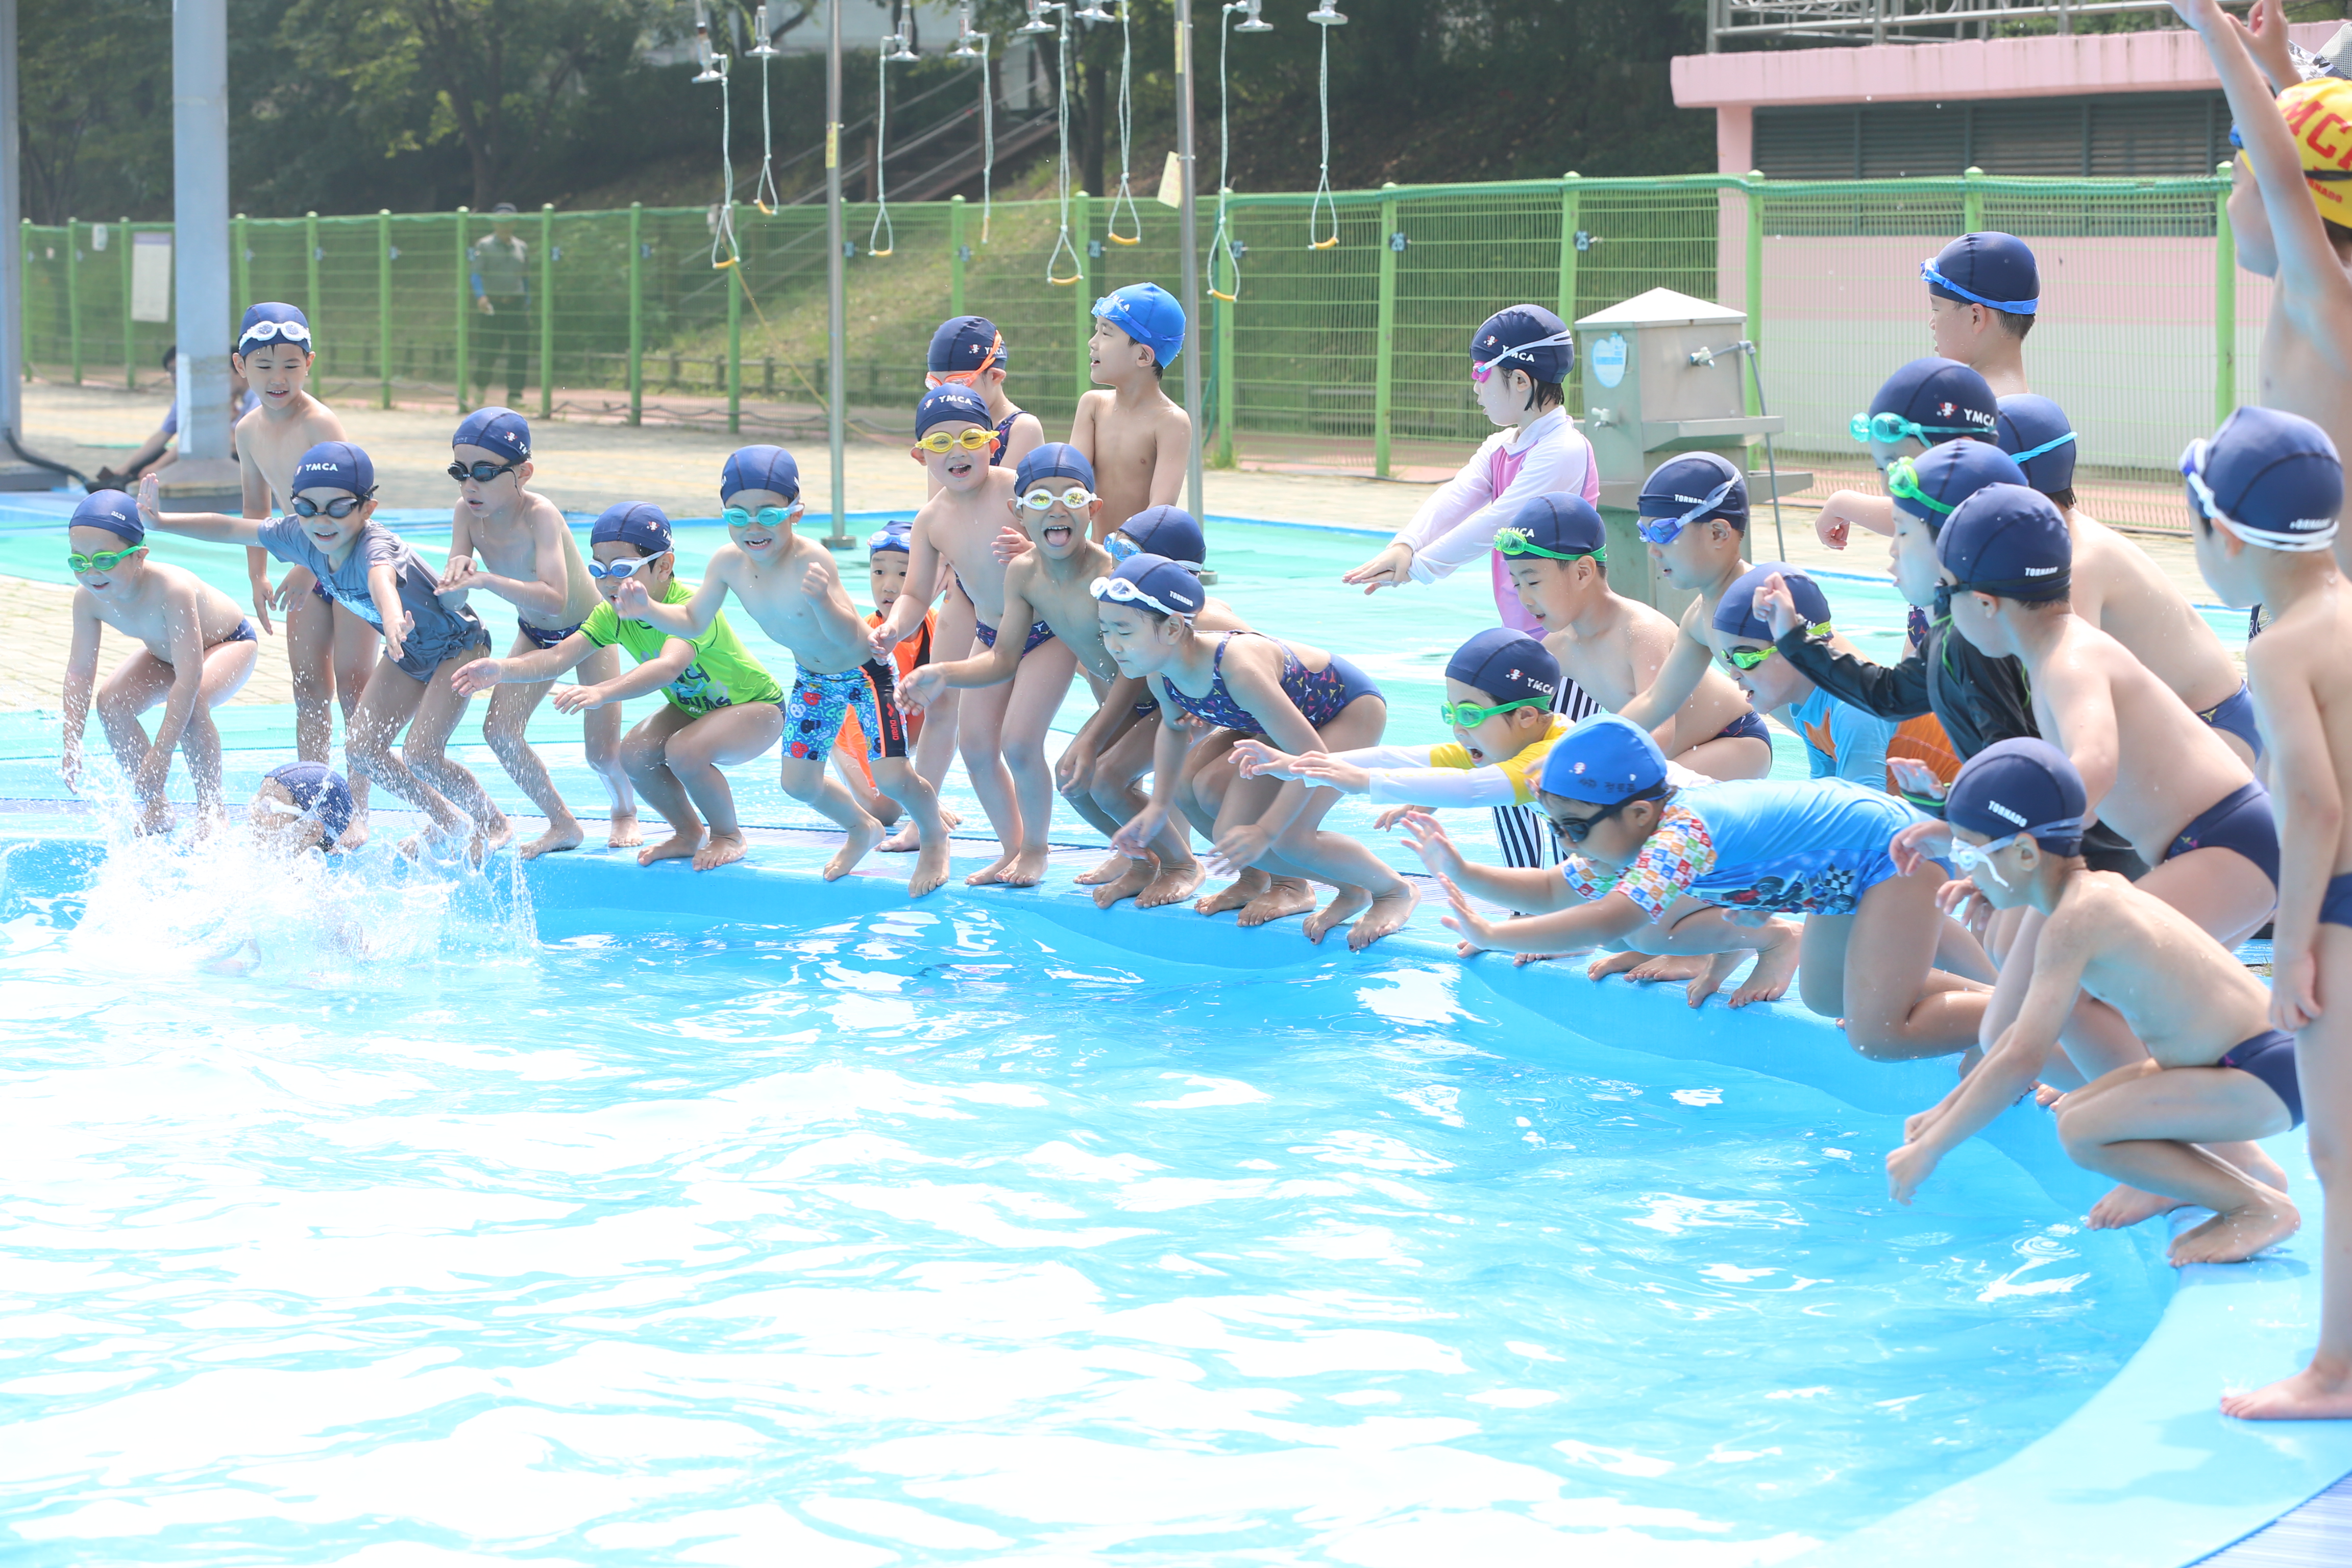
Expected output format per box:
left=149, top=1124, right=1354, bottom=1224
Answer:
left=236, top=320, right=313, bottom=350
left=2006, top=429, right=2076, bottom=468
left=1946, top=819, right=2081, bottom=887
left=291, top=493, right=370, bottom=519
left=1851, top=410, right=1983, bottom=447
left=2179, top=437, right=2341, bottom=552
left=1549, top=789, right=1661, bottom=845
left=1019, top=485, right=1097, bottom=512
left=914, top=428, right=999, bottom=454
left=67, top=545, right=142, bottom=572
left=448, top=458, right=522, bottom=483
left=1494, top=527, right=1605, bottom=563
left=1886, top=456, right=1954, bottom=516
left=1105, top=532, right=1141, bottom=563
left=586, top=550, right=671, bottom=579
left=1472, top=327, right=1576, bottom=383
left=1721, top=645, right=1779, bottom=673
left=1917, top=258, right=2038, bottom=314
left=722, top=504, right=798, bottom=531
left=1635, top=473, right=1742, bottom=545
left=1090, top=574, right=1191, bottom=618
left=1440, top=695, right=1549, bottom=728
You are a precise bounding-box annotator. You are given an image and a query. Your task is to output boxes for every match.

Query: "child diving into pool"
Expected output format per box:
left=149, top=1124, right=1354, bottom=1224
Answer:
left=2182, top=405, right=2352, bottom=1415
left=1921, top=231, right=2038, bottom=399
left=1341, top=304, right=1600, bottom=634
left=612, top=449, right=952, bottom=896
left=433, top=407, right=638, bottom=857
left=1069, top=283, right=1190, bottom=540
left=60, top=489, right=261, bottom=832
left=1097, top=554, right=1418, bottom=949
left=453, top=503, right=785, bottom=872
left=140, top=445, right=508, bottom=864
left=1885, top=740, right=2301, bottom=1268
left=1811, top=356, right=2001, bottom=556
left=1423, top=715, right=1990, bottom=1059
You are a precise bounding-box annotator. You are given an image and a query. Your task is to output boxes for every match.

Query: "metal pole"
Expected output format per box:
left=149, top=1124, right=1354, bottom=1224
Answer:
left=949, top=193, right=966, bottom=315
left=824, top=0, right=851, bottom=548
left=539, top=203, right=554, bottom=420
left=2216, top=160, right=2237, bottom=423
left=1073, top=189, right=1093, bottom=402
left=377, top=210, right=392, bottom=410
left=1173, top=0, right=1205, bottom=525
left=727, top=220, right=743, bottom=435
left=232, top=210, right=248, bottom=320
left=627, top=202, right=643, bottom=426
left=172, top=0, right=233, bottom=467
left=453, top=205, right=471, bottom=413
left=1744, top=172, right=1765, bottom=418
left=304, top=208, right=321, bottom=329
left=0, top=0, right=26, bottom=478
left=120, top=215, right=134, bottom=389
left=1374, top=190, right=1397, bottom=478
left=65, top=217, right=81, bottom=385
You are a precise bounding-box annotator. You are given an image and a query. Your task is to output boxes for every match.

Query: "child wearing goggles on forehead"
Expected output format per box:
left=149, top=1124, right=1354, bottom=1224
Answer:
left=1812, top=357, right=2000, bottom=559
left=1095, top=553, right=1417, bottom=950
left=1424, top=715, right=1990, bottom=1059
left=142, top=444, right=511, bottom=865
left=606, top=449, right=953, bottom=897
left=1071, top=283, right=1192, bottom=541
left=148, top=302, right=382, bottom=842
left=431, top=407, right=638, bottom=859
left=1886, top=740, right=2302, bottom=1271
left=1342, top=304, right=1599, bottom=631
left=60, top=490, right=262, bottom=835
left=921, top=316, right=1042, bottom=497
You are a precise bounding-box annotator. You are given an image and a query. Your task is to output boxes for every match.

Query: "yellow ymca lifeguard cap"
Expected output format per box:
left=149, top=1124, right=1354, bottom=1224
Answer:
left=2277, top=78, right=2352, bottom=219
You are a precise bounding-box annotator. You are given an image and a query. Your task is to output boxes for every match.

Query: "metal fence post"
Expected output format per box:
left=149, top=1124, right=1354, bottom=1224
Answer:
left=1555, top=172, right=1580, bottom=323
left=1214, top=289, right=1235, bottom=467
left=376, top=210, right=392, bottom=410
left=453, top=206, right=471, bottom=413
left=949, top=193, right=966, bottom=316
left=120, top=214, right=134, bottom=388
left=2215, top=161, right=2237, bottom=423
left=1963, top=165, right=1985, bottom=235
left=64, top=217, right=79, bottom=384
left=304, top=209, right=320, bottom=334
left=727, top=214, right=743, bottom=434
left=1073, top=189, right=1094, bottom=402
left=539, top=203, right=554, bottom=420
left=1745, top=172, right=1765, bottom=418
left=1374, top=189, right=1399, bottom=478
left=628, top=202, right=643, bottom=427
left=231, top=210, right=248, bottom=318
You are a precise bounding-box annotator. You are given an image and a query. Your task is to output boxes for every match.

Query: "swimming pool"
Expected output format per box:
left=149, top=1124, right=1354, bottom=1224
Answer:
left=0, top=828, right=2339, bottom=1565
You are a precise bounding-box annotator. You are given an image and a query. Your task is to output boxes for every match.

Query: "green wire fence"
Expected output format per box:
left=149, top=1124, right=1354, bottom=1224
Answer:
left=17, top=168, right=2252, bottom=533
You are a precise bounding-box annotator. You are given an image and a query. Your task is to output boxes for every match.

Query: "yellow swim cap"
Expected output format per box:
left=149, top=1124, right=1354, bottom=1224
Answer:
left=2278, top=78, right=2352, bottom=219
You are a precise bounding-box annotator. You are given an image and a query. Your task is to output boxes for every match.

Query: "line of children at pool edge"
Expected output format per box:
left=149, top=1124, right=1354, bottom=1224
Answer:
left=54, top=15, right=2352, bottom=1417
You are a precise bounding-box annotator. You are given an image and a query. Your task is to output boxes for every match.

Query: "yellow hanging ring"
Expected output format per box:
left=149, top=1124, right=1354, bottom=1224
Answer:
left=1045, top=227, right=1084, bottom=287
left=1207, top=286, right=1237, bottom=303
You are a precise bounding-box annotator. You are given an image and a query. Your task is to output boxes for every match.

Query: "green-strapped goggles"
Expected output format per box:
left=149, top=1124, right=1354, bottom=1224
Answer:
left=1440, top=695, right=1550, bottom=728
left=1885, top=457, right=1954, bottom=516
left=1723, top=622, right=1831, bottom=672
left=1850, top=409, right=1981, bottom=447
left=67, top=545, right=143, bottom=572
left=1493, top=527, right=1604, bottom=563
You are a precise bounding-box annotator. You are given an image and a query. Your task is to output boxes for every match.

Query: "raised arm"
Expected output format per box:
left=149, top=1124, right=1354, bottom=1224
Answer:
left=138, top=472, right=266, bottom=546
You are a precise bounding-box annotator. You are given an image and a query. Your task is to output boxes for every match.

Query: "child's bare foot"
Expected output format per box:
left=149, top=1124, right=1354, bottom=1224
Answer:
left=1138, top=859, right=1204, bottom=909
left=2221, top=1360, right=2352, bottom=1420
left=1239, top=877, right=1315, bottom=927
left=692, top=830, right=749, bottom=871
left=2169, top=1195, right=2299, bottom=1266
left=881, top=806, right=959, bottom=853
left=1586, top=949, right=1646, bottom=982
left=469, top=813, right=513, bottom=867
left=338, top=813, right=372, bottom=852
left=967, top=845, right=1048, bottom=887
left=519, top=815, right=583, bottom=861
left=823, top=816, right=885, bottom=880
left=2089, top=1184, right=2184, bottom=1231
left=1683, top=949, right=1748, bottom=1008
left=606, top=810, right=643, bottom=850
left=909, top=836, right=951, bottom=898
left=1728, top=941, right=1799, bottom=1007
left=1091, top=854, right=1157, bottom=909
left=1076, top=851, right=1132, bottom=886
left=640, top=827, right=705, bottom=866
left=1347, top=884, right=1419, bottom=950
left=1195, top=868, right=1268, bottom=916
left=1304, top=886, right=1370, bottom=944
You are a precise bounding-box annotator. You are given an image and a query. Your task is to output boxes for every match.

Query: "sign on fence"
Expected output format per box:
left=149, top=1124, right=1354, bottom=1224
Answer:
left=130, top=232, right=174, bottom=324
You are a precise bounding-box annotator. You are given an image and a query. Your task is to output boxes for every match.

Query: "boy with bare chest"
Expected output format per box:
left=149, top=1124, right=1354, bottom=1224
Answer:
left=1069, top=283, right=1191, bottom=541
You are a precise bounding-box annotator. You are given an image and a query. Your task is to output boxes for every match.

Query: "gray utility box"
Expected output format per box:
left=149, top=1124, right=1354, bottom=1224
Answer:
left=1574, top=287, right=1807, bottom=617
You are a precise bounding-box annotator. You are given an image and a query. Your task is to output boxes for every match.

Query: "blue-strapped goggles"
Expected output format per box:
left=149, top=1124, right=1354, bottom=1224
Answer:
left=2008, top=429, right=2077, bottom=467
left=1918, top=258, right=2038, bottom=314
left=1949, top=819, right=2081, bottom=887
left=1852, top=409, right=1982, bottom=448
left=1635, top=474, right=1740, bottom=545
left=237, top=319, right=313, bottom=351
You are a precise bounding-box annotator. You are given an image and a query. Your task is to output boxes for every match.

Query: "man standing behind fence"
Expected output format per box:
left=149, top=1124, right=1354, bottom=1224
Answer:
left=471, top=203, right=531, bottom=408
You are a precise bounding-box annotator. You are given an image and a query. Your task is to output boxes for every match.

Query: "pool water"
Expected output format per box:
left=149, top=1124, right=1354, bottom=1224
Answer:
left=0, top=836, right=2163, bottom=1563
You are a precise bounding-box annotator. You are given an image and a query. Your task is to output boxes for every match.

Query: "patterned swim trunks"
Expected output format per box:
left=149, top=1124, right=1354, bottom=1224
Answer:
left=783, top=660, right=909, bottom=763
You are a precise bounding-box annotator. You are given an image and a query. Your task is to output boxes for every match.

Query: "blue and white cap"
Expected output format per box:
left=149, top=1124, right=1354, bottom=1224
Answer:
left=720, top=445, right=801, bottom=503
left=70, top=488, right=145, bottom=545
left=1638, top=452, right=1749, bottom=535
left=264, top=760, right=354, bottom=849
left=1538, top=713, right=1669, bottom=803
left=1946, top=738, right=2085, bottom=856
left=1090, top=552, right=1203, bottom=618
left=913, top=386, right=993, bottom=439
left=868, top=519, right=913, bottom=557
left=1015, top=443, right=1095, bottom=493
left=1714, top=562, right=1831, bottom=643
left=591, top=502, right=672, bottom=554
left=2183, top=405, right=2344, bottom=553
left=453, top=406, right=531, bottom=461
left=1866, top=357, right=2000, bottom=443
left=1447, top=628, right=1558, bottom=708
left=1921, top=232, right=2040, bottom=315
left=1937, top=482, right=2072, bottom=602
left=927, top=314, right=1008, bottom=374
left=1092, top=282, right=1186, bottom=368
left=291, top=440, right=375, bottom=497
left=1994, top=394, right=2077, bottom=496
left=1471, top=304, right=1575, bottom=384
left=237, top=301, right=312, bottom=356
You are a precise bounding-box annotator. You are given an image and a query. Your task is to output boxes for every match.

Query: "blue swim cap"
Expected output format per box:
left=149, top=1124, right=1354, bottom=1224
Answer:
left=1713, top=562, right=1831, bottom=643
left=1890, top=439, right=2026, bottom=530
left=1994, top=395, right=2077, bottom=496
left=1471, top=304, right=1576, bottom=385
left=867, top=520, right=913, bottom=557
left=591, top=502, right=672, bottom=555
left=453, top=405, right=531, bottom=462
left=237, top=301, right=312, bottom=356
left=1921, top=232, right=2040, bottom=315
left=1638, top=452, right=1749, bottom=536
left=1867, top=357, right=1999, bottom=444
left=1115, top=504, right=1206, bottom=568
left=914, top=386, right=993, bottom=441
left=1091, top=552, right=1203, bottom=618
left=264, top=760, right=354, bottom=848
left=1538, top=713, right=1669, bottom=803
left=1945, top=738, right=2085, bottom=856
left=1093, top=282, right=1186, bottom=369
left=720, top=445, right=801, bottom=504
left=71, top=489, right=145, bottom=546
left=2185, top=405, right=2344, bottom=553
left=928, top=314, right=1008, bottom=374
left=291, top=441, right=375, bottom=498
left=1494, top=493, right=1607, bottom=558
left=1938, top=482, right=2072, bottom=602
left=1446, top=628, right=1558, bottom=709
left=1015, top=442, right=1095, bottom=494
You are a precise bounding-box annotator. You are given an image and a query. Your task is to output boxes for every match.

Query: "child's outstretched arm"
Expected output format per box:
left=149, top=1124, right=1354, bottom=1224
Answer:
left=2250, top=635, right=2339, bottom=1030
left=1398, top=809, right=1570, bottom=912
left=874, top=516, right=944, bottom=652
left=59, top=596, right=103, bottom=792
left=553, top=637, right=694, bottom=714
left=366, top=563, right=413, bottom=668
left=1812, top=489, right=1897, bottom=549
left=899, top=566, right=1033, bottom=708
left=451, top=630, right=597, bottom=697
left=236, top=447, right=280, bottom=632
left=1435, top=871, right=1645, bottom=955
left=1615, top=618, right=1715, bottom=734
left=136, top=472, right=266, bottom=546
left=613, top=555, right=731, bottom=637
